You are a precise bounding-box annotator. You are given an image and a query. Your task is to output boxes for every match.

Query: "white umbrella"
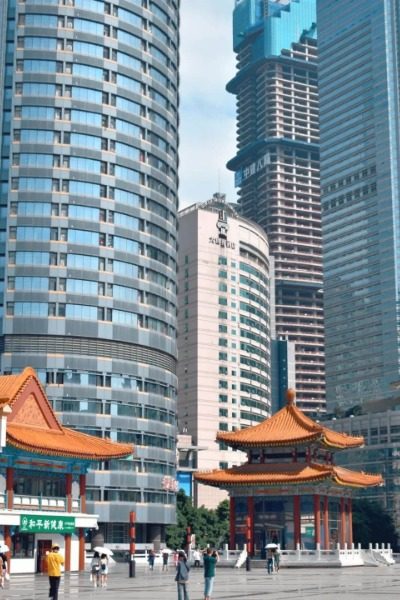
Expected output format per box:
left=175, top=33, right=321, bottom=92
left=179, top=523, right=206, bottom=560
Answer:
left=162, top=548, right=172, bottom=554
left=93, top=546, right=113, bottom=556
left=265, top=543, right=278, bottom=549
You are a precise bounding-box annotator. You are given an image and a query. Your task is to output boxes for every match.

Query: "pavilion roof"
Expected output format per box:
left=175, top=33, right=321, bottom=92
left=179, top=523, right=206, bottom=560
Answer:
left=216, top=389, right=364, bottom=450
left=194, top=462, right=383, bottom=489
left=0, top=367, right=133, bottom=460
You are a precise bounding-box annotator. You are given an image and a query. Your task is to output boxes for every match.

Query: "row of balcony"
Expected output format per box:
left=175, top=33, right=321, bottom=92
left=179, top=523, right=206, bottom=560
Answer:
left=0, top=493, right=81, bottom=512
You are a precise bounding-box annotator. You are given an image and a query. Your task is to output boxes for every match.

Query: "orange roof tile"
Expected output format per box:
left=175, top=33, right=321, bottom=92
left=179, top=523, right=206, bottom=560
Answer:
left=217, top=390, right=364, bottom=450
left=0, top=367, right=133, bottom=460
left=194, top=462, right=383, bottom=489
left=7, top=423, right=133, bottom=460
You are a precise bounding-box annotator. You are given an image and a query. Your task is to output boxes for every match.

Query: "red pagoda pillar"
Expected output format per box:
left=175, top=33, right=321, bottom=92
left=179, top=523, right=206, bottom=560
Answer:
left=314, top=494, right=321, bottom=547
left=6, top=467, right=14, bottom=509
left=323, top=496, right=330, bottom=550
left=246, top=497, right=254, bottom=555
left=293, top=495, right=301, bottom=548
left=65, top=470, right=72, bottom=571
left=79, top=474, right=86, bottom=571
left=229, top=497, right=235, bottom=549
left=340, top=497, right=346, bottom=548
left=347, top=498, right=353, bottom=546
left=79, top=474, right=86, bottom=512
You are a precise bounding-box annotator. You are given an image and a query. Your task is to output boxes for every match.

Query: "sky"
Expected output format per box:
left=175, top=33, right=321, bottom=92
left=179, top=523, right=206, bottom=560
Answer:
left=179, top=0, right=237, bottom=208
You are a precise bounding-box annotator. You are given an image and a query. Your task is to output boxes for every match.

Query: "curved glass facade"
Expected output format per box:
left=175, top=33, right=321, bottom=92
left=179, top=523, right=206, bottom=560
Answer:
left=0, top=0, right=179, bottom=545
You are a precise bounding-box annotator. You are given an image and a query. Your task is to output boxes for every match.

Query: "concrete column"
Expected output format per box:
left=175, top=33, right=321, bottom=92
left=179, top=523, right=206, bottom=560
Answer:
left=229, top=497, right=236, bottom=549
left=293, top=495, right=301, bottom=549
left=323, top=496, right=329, bottom=550
left=314, top=494, right=320, bottom=547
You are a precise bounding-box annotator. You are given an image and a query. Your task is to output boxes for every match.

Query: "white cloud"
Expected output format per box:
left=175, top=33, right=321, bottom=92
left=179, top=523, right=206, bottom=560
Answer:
left=179, top=0, right=237, bottom=208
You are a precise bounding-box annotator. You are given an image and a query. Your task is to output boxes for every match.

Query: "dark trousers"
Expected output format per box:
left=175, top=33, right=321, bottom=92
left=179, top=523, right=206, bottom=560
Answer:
left=49, top=576, right=61, bottom=600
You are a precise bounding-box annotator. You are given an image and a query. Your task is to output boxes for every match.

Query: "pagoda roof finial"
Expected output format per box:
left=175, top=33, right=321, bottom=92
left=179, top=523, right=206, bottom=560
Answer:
left=286, top=388, right=296, bottom=406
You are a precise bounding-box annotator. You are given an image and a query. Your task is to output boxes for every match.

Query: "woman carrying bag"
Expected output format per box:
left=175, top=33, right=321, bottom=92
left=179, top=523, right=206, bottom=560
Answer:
left=175, top=550, right=190, bottom=600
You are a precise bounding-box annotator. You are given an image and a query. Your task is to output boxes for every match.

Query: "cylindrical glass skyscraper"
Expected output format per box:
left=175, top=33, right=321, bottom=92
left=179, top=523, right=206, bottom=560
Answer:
left=0, top=0, right=179, bottom=547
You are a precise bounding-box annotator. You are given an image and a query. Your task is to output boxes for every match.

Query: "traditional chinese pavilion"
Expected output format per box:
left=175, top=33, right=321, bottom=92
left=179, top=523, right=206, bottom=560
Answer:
left=0, top=367, right=133, bottom=573
left=195, top=390, right=383, bottom=554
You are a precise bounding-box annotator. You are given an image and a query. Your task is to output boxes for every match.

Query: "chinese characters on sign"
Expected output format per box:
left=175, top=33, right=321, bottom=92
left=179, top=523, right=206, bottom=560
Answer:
left=20, top=514, right=75, bottom=534
left=161, top=476, right=179, bottom=492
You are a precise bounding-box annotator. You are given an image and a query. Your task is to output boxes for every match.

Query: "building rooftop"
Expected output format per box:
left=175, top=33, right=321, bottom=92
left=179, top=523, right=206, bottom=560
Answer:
left=0, top=367, right=133, bottom=460
left=194, top=461, right=383, bottom=489
left=216, top=389, right=364, bottom=450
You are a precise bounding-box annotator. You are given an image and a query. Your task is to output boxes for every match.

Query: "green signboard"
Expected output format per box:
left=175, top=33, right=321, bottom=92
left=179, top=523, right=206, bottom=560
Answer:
left=20, top=515, right=75, bottom=534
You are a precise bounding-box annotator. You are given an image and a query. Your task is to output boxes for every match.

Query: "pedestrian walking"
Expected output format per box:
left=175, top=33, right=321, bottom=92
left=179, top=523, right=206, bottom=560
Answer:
left=266, top=548, right=274, bottom=574
left=203, top=548, right=218, bottom=600
left=100, top=553, right=109, bottom=587
left=90, top=551, right=101, bottom=587
left=148, top=549, right=156, bottom=570
left=175, top=550, right=190, bottom=600
left=193, top=548, right=201, bottom=568
left=162, top=548, right=170, bottom=571
left=273, top=548, right=280, bottom=572
left=0, top=552, right=8, bottom=588
left=47, top=544, right=64, bottom=600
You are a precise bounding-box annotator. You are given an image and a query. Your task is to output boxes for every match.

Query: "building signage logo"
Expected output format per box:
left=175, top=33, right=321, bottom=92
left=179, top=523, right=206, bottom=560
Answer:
left=235, top=152, right=270, bottom=187
left=20, top=514, right=75, bottom=534
left=209, top=210, right=236, bottom=249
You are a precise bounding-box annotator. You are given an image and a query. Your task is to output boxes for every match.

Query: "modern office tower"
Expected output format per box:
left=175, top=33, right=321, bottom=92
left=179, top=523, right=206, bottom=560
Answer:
left=227, top=0, right=325, bottom=415
left=318, top=0, right=400, bottom=411
left=0, top=0, right=179, bottom=548
left=325, top=402, right=400, bottom=538
left=178, top=194, right=272, bottom=508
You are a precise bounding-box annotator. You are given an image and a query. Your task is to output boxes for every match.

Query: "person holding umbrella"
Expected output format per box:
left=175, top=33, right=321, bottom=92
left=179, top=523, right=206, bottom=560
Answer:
left=93, top=546, right=113, bottom=588
left=265, top=543, right=278, bottom=574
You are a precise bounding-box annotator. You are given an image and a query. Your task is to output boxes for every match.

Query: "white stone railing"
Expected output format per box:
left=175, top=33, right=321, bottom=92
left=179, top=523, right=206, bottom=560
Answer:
left=11, top=494, right=80, bottom=512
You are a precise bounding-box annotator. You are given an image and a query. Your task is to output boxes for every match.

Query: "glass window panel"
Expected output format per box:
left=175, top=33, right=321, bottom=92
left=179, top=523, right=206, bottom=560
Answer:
left=22, top=83, right=56, bottom=97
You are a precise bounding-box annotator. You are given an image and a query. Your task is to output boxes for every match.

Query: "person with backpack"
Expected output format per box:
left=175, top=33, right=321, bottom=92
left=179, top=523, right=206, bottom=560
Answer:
left=175, top=550, right=190, bottom=600
left=90, top=551, right=101, bottom=588
left=100, top=553, right=109, bottom=587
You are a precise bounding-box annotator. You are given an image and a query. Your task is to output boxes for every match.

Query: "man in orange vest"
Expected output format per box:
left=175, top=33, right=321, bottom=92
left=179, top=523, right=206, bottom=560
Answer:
left=47, top=544, right=64, bottom=600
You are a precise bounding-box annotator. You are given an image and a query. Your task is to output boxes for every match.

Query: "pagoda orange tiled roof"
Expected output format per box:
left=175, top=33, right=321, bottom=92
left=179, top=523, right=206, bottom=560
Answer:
left=194, top=462, right=383, bottom=489
left=217, top=389, right=364, bottom=450
left=0, top=367, right=133, bottom=460
left=6, top=423, right=133, bottom=460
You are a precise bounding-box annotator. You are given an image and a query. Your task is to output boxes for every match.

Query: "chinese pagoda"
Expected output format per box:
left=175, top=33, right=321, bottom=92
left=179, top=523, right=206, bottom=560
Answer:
left=195, top=390, right=383, bottom=554
left=0, top=367, right=133, bottom=573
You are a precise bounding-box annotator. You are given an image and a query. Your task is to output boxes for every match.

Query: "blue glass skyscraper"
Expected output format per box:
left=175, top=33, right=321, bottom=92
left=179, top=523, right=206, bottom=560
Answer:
left=227, top=0, right=325, bottom=414
left=0, top=0, right=179, bottom=547
left=318, top=0, right=400, bottom=411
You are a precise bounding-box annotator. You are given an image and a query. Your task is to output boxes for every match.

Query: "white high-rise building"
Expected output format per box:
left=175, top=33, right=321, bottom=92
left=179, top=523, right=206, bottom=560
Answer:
left=178, top=194, right=272, bottom=508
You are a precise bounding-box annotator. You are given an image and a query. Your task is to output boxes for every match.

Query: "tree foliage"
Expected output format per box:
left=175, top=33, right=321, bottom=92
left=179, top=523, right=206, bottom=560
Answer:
left=352, top=498, right=398, bottom=551
left=166, top=490, right=229, bottom=549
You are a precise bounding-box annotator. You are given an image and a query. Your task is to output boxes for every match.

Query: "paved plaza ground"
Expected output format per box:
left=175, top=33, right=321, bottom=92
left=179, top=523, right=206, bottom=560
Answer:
left=1, top=563, right=399, bottom=599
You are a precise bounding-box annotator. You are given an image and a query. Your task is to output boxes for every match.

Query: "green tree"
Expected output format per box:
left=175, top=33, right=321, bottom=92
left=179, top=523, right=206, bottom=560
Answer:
left=353, top=498, right=398, bottom=551
left=166, top=491, right=229, bottom=550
